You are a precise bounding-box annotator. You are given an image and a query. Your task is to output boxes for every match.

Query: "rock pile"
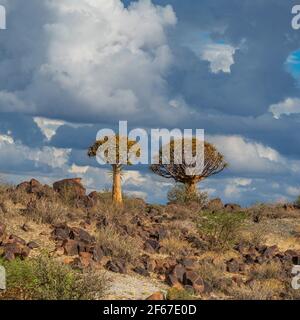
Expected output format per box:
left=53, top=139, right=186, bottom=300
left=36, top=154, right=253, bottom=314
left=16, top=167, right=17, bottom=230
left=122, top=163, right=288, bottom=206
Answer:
left=0, top=222, right=38, bottom=261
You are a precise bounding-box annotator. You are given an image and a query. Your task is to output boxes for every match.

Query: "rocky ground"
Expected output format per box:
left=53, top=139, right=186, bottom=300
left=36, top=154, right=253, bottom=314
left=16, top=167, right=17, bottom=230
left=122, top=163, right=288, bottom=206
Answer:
left=0, top=178, right=300, bottom=300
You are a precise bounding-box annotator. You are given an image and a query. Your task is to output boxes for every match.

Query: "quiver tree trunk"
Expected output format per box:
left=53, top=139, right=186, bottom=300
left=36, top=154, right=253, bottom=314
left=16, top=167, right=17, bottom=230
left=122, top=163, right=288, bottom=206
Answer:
left=186, top=180, right=197, bottom=195
left=112, top=164, right=123, bottom=205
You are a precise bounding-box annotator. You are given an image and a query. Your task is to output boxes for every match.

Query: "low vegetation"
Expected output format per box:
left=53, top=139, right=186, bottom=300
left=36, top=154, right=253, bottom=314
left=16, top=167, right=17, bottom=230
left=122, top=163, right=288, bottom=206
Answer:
left=0, top=254, right=108, bottom=300
left=0, top=177, right=299, bottom=301
left=197, top=211, right=247, bottom=250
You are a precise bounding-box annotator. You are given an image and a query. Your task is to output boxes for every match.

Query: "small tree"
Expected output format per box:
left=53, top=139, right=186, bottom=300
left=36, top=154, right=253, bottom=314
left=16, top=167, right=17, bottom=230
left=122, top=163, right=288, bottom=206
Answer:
left=88, top=135, right=139, bottom=205
left=151, top=138, right=228, bottom=194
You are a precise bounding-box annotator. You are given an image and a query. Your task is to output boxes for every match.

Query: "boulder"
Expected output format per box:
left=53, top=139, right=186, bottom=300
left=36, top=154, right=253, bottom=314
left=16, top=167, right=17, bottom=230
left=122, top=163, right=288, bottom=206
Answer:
left=166, top=273, right=181, bottom=287
left=52, top=224, right=71, bottom=241
left=91, top=245, right=104, bottom=262
left=53, top=178, right=86, bottom=199
left=183, top=271, right=205, bottom=294
left=106, top=260, right=127, bottom=274
left=69, top=227, right=95, bottom=244
left=171, top=264, right=186, bottom=283
left=2, top=242, right=30, bottom=260
left=144, top=239, right=160, bottom=252
left=16, top=179, right=49, bottom=197
left=62, top=239, right=80, bottom=256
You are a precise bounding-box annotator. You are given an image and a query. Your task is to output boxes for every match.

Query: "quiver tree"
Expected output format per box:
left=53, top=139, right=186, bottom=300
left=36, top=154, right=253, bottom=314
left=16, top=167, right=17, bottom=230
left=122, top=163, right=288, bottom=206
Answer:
left=88, top=135, right=140, bottom=205
left=151, top=138, right=228, bottom=195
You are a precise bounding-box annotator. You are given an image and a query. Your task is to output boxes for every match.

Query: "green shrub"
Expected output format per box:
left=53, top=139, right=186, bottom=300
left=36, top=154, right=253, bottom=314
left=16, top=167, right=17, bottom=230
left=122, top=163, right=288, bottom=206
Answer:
left=294, top=196, right=300, bottom=209
left=0, top=254, right=108, bottom=300
left=197, top=211, right=246, bottom=250
left=166, top=287, right=195, bottom=300
left=168, top=184, right=208, bottom=207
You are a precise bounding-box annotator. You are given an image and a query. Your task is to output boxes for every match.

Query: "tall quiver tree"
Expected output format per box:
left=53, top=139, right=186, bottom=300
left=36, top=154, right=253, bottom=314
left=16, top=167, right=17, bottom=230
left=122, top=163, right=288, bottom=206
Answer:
left=88, top=135, right=139, bottom=205
left=151, top=138, right=228, bottom=195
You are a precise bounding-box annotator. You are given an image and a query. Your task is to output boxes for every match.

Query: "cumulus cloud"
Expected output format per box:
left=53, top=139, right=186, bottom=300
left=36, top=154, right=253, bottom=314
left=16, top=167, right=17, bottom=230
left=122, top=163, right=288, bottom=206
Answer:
left=224, top=178, right=252, bottom=199
left=208, top=135, right=285, bottom=174
left=1, top=0, right=300, bottom=206
left=0, top=0, right=194, bottom=125
left=201, top=43, right=236, bottom=73
left=269, top=98, right=300, bottom=119
left=0, top=133, right=70, bottom=173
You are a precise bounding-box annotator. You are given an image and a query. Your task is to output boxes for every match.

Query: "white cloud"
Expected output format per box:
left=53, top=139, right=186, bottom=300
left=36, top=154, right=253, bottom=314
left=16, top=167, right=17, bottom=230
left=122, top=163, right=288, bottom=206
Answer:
left=208, top=135, right=285, bottom=173
left=269, top=98, right=300, bottom=119
left=34, top=117, right=66, bottom=141
left=224, top=178, right=252, bottom=199
left=0, top=0, right=188, bottom=125
left=0, top=134, right=70, bottom=171
left=201, top=43, right=236, bottom=73
left=287, top=186, right=300, bottom=197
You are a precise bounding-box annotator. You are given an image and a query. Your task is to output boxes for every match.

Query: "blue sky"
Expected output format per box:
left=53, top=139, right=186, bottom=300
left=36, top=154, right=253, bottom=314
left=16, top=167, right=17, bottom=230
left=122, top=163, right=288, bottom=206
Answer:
left=0, top=0, right=300, bottom=206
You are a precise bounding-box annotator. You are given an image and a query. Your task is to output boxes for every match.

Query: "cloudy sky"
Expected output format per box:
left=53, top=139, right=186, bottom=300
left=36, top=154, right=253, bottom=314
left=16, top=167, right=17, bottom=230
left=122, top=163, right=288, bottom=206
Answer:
left=0, top=0, right=300, bottom=206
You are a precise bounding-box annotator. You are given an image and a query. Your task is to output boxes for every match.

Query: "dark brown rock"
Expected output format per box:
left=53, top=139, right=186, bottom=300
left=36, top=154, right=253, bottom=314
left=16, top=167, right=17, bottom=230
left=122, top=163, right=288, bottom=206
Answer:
left=133, top=266, right=150, bottom=277
left=52, top=224, right=71, bottom=241
left=180, top=258, right=196, bottom=271
left=3, top=242, right=30, bottom=260
left=70, top=227, right=95, bottom=244
left=27, top=241, right=39, bottom=249
left=166, top=273, right=181, bottom=287
left=171, top=264, right=186, bottom=283
left=91, top=245, right=104, bottom=262
left=53, top=178, right=86, bottom=199
left=62, top=239, right=80, bottom=256
left=106, top=260, right=126, bottom=274
left=263, top=245, right=279, bottom=259
left=144, top=239, right=160, bottom=252
left=183, top=271, right=205, bottom=294
left=226, top=259, right=241, bottom=272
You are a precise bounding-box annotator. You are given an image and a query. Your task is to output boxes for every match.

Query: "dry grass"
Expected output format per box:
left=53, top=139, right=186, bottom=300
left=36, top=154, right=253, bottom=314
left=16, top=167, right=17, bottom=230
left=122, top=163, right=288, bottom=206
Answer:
left=250, top=262, right=282, bottom=280
left=196, top=259, right=227, bottom=293
left=96, top=226, right=141, bottom=263
left=240, top=222, right=268, bottom=248
left=160, top=237, right=192, bottom=256
left=229, top=279, right=283, bottom=300
left=21, top=198, right=71, bottom=225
